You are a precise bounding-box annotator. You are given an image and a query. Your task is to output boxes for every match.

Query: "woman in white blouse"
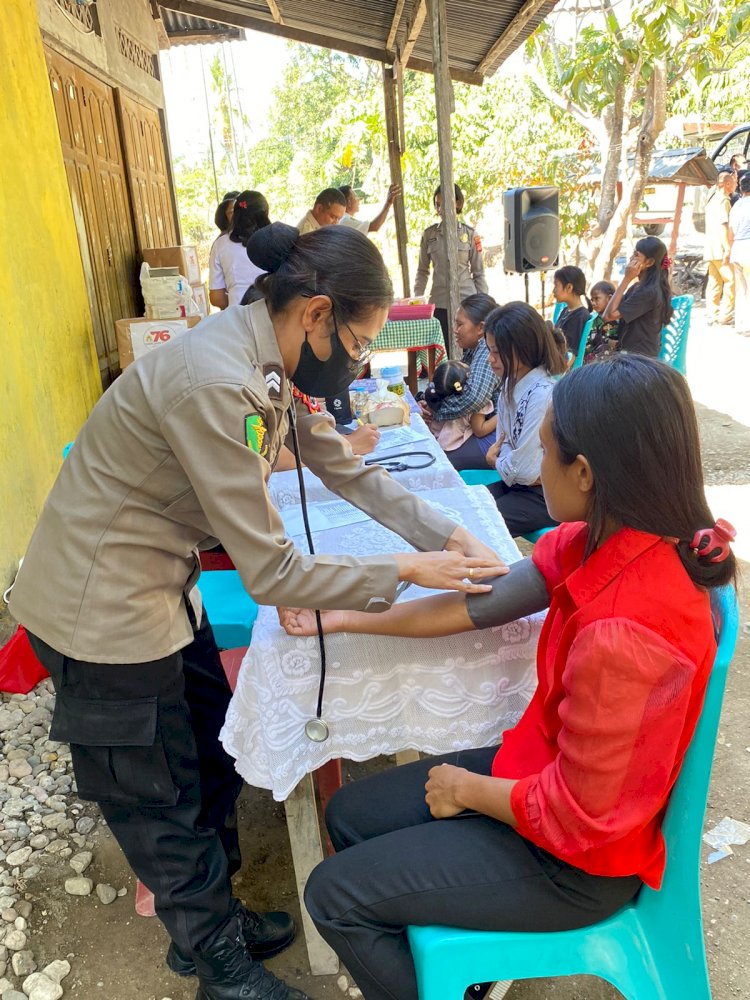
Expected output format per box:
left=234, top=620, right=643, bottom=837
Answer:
left=209, top=190, right=269, bottom=309
left=484, top=302, right=568, bottom=536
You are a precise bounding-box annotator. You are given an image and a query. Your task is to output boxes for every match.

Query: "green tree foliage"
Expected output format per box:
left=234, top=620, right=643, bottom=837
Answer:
left=529, top=0, right=750, bottom=276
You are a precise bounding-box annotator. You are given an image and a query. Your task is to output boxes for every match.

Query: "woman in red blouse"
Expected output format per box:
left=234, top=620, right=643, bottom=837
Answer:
left=281, top=355, right=736, bottom=1000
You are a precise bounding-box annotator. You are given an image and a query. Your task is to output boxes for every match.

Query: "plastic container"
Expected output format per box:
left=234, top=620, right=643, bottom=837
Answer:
left=350, top=386, right=369, bottom=420
left=379, top=365, right=405, bottom=396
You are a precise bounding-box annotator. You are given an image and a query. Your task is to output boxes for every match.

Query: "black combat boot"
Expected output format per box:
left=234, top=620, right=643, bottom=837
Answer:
left=192, top=913, right=310, bottom=1000
left=168, top=905, right=296, bottom=976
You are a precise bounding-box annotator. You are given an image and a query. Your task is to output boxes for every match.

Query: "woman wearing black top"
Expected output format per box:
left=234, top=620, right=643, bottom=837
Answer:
left=552, top=266, right=591, bottom=353
left=603, top=236, right=673, bottom=357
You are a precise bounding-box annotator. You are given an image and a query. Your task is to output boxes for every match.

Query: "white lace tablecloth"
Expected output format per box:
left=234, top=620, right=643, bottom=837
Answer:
left=267, top=413, right=462, bottom=511
left=221, top=486, right=543, bottom=801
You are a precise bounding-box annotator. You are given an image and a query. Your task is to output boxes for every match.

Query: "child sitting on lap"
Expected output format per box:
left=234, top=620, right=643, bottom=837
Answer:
left=583, top=280, right=618, bottom=363
left=420, top=359, right=496, bottom=460
left=281, top=355, right=735, bottom=1000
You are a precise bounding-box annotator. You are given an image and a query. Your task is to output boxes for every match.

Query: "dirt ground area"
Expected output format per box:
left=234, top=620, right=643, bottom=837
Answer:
left=1, top=303, right=749, bottom=1000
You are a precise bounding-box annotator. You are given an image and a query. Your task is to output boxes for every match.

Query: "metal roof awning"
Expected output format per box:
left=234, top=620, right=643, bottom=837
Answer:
left=158, top=7, right=244, bottom=45
left=582, top=147, right=719, bottom=187
left=158, top=0, right=559, bottom=84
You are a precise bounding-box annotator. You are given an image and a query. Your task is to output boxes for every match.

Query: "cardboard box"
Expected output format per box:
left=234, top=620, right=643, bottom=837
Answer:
left=191, top=282, right=210, bottom=318
left=116, top=315, right=202, bottom=369
left=142, top=246, right=201, bottom=285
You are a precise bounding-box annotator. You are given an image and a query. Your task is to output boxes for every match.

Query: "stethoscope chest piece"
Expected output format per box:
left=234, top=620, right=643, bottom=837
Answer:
left=305, top=718, right=330, bottom=742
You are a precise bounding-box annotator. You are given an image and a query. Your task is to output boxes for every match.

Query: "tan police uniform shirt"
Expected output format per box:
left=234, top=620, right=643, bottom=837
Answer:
left=414, top=221, right=488, bottom=310
left=10, top=299, right=458, bottom=664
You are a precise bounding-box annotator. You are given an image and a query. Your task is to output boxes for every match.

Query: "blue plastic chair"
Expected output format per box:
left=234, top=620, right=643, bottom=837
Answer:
left=408, top=585, right=739, bottom=1000
left=551, top=302, right=564, bottom=324
left=199, top=570, right=258, bottom=649
left=659, top=295, right=693, bottom=376
left=520, top=526, right=555, bottom=545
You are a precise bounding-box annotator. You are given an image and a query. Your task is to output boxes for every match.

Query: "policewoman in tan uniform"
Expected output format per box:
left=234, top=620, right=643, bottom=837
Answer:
left=414, top=183, right=488, bottom=348
left=10, top=223, right=504, bottom=1000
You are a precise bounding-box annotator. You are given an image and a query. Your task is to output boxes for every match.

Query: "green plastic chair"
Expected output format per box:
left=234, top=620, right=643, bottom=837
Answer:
left=408, top=585, right=738, bottom=1000
left=659, top=295, right=693, bottom=376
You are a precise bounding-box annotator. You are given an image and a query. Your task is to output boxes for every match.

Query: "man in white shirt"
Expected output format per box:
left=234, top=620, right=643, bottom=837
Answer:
left=704, top=170, right=736, bottom=326
left=297, top=188, right=347, bottom=234
left=339, top=184, right=402, bottom=234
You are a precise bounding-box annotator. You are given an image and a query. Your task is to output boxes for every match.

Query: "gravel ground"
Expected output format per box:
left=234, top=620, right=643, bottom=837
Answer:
left=0, top=302, right=748, bottom=1000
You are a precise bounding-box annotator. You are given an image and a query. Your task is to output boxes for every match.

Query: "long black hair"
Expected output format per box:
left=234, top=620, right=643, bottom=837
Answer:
left=214, top=191, right=240, bottom=233
left=247, top=222, right=393, bottom=324
left=230, top=190, right=271, bottom=247
left=554, top=265, right=592, bottom=311
left=634, top=236, right=673, bottom=326
left=460, top=292, right=497, bottom=326
left=484, top=302, right=567, bottom=398
left=551, top=355, right=735, bottom=588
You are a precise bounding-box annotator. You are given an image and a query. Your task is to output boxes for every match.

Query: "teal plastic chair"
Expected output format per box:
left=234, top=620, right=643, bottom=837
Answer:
left=199, top=570, right=258, bottom=649
left=659, top=295, right=693, bottom=376
left=408, top=585, right=738, bottom=1000
left=570, top=316, right=595, bottom=370
left=551, top=302, right=564, bottom=324
left=459, top=469, right=501, bottom=487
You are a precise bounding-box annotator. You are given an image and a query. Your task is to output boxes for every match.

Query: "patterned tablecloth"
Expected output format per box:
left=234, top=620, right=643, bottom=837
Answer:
left=371, top=318, right=446, bottom=373
left=221, top=485, right=543, bottom=801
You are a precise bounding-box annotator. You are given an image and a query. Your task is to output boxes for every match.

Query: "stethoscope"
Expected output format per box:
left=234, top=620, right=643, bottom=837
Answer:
left=288, top=408, right=435, bottom=742
left=288, top=403, right=331, bottom=742
left=364, top=451, right=436, bottom=473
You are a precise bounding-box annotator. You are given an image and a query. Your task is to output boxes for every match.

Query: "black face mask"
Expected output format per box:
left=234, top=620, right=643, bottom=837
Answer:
left=291, top=325, right=360, bottom=398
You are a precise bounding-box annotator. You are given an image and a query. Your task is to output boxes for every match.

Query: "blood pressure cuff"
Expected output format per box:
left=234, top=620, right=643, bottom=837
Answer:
left=465, top=557, right=550, bottom=631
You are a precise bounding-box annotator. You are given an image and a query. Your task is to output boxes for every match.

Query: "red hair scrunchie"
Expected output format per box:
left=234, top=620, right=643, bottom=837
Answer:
left=690, top=519, right=736, bottom=563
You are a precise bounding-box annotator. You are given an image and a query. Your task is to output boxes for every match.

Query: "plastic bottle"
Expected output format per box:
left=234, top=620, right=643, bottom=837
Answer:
left=350, top=386, right=369, bottom=419
left=380, top=365, right=405, bottom=396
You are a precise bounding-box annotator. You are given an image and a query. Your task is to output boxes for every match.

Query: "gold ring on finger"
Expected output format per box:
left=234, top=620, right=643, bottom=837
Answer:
left=468, top=568, right=474, bottom=579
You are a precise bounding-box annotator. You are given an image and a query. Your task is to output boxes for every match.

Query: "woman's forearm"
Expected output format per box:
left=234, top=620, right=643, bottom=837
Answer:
left=459, top=771, right=518, bottom=826
left=340, top=592, right=475, bottom=637
left=603, top=278, right=630, bottom=322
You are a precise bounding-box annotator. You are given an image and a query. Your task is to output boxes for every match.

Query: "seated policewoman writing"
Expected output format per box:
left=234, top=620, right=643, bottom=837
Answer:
left=279, top=355, right=736, bottom=1000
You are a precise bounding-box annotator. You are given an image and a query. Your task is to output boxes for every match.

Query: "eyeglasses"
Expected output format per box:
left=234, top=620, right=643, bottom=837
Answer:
left=333, top=312, right=375, bottom=365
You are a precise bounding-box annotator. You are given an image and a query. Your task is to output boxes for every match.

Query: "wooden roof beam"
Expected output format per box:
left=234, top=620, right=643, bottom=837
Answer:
left=386, top=0, right=408, bottom=50
left=401, top=0, right=427, bottom=67
left=476, top=0, right=551, bottom=76
left=266, top=0, right=284, bottom=24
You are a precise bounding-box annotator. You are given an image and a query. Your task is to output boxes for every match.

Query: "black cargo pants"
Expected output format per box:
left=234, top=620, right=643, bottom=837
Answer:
left=28, top=614, right=245, bottom=953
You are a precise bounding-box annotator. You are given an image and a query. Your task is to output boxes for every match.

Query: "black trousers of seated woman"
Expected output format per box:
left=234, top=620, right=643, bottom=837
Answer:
left=304, top=748, right=641, bottom=1000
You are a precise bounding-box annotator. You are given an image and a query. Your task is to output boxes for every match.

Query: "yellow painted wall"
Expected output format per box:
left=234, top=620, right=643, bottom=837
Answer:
left=0, top=0, right=101, bottom=589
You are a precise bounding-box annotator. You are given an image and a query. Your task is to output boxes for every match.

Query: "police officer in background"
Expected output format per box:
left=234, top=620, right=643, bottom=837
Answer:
left=10, top=223, right=505, bottom=1000
left=414, top=183, right=488, bottom=349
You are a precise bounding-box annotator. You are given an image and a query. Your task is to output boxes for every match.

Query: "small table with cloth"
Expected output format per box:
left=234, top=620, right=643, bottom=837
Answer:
left=221, top=475, right=544, bottom=974
left=370, top=318, right=447, bottom=394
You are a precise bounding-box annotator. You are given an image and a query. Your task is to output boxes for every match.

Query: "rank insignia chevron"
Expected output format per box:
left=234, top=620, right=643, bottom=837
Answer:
left=263, top=364, right=283, bottom=400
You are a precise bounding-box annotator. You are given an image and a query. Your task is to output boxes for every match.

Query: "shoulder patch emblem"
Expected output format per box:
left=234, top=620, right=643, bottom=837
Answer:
left=263, top=363, right=283, bottom=400
left=474, top=234, right=483, bottom=252
left=245, top=414, right=269, bottom=457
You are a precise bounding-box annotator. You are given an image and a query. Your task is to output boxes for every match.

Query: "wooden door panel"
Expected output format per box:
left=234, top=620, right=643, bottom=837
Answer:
left=119, top=93, right=177, bottom=252
left=44, top=45, right=140, bottom=386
